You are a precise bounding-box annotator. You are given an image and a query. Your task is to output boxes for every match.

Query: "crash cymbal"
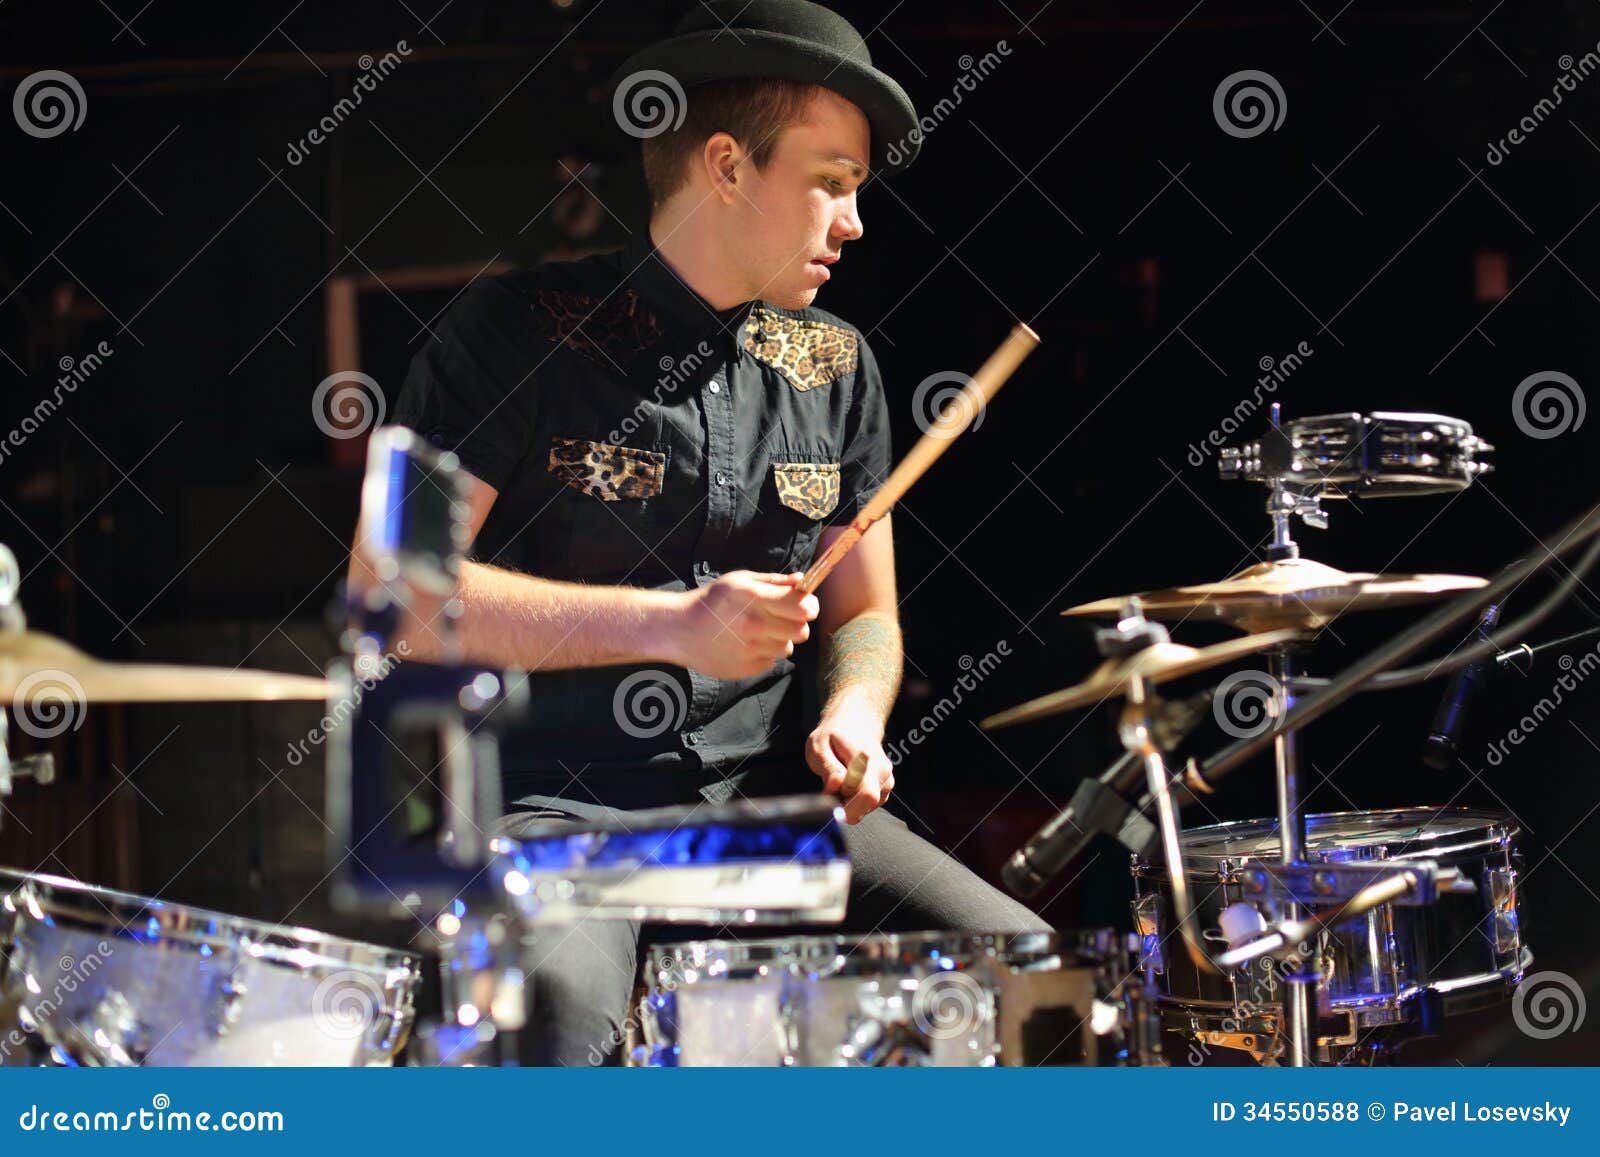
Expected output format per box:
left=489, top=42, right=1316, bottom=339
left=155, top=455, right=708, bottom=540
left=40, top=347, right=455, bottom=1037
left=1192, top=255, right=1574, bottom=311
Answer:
left=981, top=628, right=1303, bottom=730
left=0, top=630, right=332, bottom=704
left=1060, top=557, right=1487, bottom=633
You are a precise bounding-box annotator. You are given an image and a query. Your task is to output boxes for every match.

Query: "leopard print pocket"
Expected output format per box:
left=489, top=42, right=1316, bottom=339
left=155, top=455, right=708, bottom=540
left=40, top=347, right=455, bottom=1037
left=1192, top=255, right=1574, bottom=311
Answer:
left=548, top=437, right=665, bottom=501
left=772, top=461, right=841, bottom=520
left=743, top=307, right=858, bottom=392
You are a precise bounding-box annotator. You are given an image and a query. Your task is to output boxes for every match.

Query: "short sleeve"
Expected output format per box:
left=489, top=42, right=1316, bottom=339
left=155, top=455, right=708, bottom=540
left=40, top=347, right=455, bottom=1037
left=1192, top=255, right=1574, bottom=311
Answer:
left=828, top=331, right=892, bottom=526
left=389, top=277, right=541, bottom=492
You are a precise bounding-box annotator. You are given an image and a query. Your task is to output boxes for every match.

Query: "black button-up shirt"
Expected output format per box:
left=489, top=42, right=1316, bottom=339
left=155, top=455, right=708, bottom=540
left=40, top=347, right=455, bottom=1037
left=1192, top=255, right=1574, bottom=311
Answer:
left=391, top=231, right=891, bottom=798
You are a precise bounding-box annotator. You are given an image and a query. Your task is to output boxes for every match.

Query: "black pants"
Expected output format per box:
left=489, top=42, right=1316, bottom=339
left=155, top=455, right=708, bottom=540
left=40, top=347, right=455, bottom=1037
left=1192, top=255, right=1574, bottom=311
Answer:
left=497, top=769, right=1050, bottom=1066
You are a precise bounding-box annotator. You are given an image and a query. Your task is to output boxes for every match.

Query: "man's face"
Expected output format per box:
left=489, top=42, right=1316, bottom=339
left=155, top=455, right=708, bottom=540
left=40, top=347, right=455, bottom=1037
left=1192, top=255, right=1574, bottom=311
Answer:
left=726, top=88, right=869, bottom=310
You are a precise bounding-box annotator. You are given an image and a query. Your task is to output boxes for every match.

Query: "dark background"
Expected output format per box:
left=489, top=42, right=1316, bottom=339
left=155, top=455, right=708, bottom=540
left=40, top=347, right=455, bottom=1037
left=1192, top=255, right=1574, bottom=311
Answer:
left=1, top=1, right=1597, bottom=1064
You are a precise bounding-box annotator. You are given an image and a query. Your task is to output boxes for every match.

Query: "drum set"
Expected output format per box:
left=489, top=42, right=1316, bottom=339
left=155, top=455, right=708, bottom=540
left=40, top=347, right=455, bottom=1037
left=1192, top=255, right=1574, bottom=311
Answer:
left=984, top=406, right=1538, bottom=1066
left=1, top=408, right=1593, bottom=1067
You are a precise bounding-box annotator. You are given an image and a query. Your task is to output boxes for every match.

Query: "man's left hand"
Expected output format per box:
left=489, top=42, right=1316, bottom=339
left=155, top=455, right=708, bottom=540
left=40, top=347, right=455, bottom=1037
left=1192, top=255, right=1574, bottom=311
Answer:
left=805, top=700, right=894, bottom=824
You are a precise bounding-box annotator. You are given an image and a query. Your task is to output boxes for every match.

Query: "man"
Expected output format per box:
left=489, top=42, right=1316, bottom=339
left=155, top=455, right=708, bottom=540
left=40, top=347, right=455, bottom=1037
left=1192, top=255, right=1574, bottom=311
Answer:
left=377, top=0, right=1047, bottom=1064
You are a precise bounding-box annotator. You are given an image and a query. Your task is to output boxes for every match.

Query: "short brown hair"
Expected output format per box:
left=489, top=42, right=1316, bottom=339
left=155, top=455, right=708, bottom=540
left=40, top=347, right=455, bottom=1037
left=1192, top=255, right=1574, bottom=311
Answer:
left=641, top=77, right=818, bottom=208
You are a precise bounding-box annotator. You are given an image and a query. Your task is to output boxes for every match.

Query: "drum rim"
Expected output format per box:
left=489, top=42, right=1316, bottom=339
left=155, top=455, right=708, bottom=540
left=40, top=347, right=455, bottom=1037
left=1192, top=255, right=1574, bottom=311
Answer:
left=1, top=866, right=420, bottom=972
left=1287, top=411, right=1476, bottom=433
left=650, top=928, right=1118, bottom=970
left=1136, top=806, right=1515, bottom=868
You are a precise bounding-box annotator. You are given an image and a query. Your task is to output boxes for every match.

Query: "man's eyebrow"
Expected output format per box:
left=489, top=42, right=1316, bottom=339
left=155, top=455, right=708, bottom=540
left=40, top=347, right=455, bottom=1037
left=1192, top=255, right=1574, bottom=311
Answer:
left=823, top=154, right=868, bottom=178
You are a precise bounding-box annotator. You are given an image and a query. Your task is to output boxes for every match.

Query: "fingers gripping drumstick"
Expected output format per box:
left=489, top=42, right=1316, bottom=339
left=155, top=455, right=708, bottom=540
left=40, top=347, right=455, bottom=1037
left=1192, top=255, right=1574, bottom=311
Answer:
left=798, top=323, right=1041, bottom=596
left=839, top=751, right=869, bottom=797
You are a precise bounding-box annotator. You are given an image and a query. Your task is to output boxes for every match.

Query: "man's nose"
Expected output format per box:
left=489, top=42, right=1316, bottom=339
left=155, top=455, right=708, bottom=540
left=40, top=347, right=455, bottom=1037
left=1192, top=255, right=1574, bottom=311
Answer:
left=833, top=194, right=864, bottom=242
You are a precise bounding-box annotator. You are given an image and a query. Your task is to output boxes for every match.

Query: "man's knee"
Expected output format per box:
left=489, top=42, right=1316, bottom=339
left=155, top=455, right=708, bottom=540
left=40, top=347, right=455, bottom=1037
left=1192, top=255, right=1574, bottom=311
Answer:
left=521, top=919, right=641, bottom=1066
left=844, top=806, right=1051, bottom=935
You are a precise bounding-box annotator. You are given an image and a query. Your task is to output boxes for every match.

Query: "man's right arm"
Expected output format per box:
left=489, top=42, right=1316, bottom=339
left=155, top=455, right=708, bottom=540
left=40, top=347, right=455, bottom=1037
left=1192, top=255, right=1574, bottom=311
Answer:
left=348, top=470, right=818, bottom=680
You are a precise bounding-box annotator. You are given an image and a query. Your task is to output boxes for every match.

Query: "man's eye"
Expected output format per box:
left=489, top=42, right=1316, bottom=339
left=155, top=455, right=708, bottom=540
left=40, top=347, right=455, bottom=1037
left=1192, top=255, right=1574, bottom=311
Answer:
left=823, top=176, right=843, bottom=191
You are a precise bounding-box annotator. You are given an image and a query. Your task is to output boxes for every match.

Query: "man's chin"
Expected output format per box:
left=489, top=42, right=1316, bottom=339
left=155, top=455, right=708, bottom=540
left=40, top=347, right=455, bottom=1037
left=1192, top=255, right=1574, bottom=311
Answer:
left=765, top=285, right=819, bottom=311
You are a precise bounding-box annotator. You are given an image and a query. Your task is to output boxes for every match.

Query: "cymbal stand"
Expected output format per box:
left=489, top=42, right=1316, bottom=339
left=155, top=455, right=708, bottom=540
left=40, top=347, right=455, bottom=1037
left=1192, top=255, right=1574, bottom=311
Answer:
left=0, top=544, right=57, bottom=837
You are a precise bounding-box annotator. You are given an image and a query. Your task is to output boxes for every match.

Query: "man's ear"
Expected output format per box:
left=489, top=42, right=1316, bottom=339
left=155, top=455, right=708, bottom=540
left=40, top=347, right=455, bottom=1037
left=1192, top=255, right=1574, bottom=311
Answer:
left=701, top=131, right=745, bottom=205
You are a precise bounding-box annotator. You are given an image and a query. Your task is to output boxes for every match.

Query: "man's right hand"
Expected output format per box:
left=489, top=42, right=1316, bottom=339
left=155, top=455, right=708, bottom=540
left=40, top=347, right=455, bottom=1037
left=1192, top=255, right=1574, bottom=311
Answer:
left=669, top=571, right=820, bottom=679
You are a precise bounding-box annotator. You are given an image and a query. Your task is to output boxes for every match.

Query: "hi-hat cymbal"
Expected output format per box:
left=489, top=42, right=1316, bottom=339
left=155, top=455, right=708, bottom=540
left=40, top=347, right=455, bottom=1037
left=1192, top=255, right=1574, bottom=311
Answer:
left=982, top=628, right=1303, bottom=730
left=1, top=630, right=332, bottom=704
left=1060, top=557, right=1487, bottom=633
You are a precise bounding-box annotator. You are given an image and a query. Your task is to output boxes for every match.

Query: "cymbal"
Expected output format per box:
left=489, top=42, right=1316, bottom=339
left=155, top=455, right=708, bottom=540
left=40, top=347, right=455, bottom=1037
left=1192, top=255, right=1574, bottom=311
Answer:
left=1, top=630, right=332, bottom=704
left=1060, top=557, right=1487, bottom=632
left=982, top=629, right=1303, bottom=730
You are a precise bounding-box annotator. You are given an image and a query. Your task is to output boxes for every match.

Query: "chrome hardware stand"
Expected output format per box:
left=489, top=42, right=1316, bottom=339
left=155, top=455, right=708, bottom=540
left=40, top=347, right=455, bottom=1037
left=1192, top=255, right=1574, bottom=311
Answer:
left=1098, top=604, right=1224, bottom=981
left=0, top=544, right=57, bottom=837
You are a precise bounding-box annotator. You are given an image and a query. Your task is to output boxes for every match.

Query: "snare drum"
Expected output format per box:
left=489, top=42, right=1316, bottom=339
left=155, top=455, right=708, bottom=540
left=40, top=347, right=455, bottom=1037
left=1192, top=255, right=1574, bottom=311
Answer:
left=1220, top=411, right=1491, bottom=498
left=1131, top=809, right=1529, bottom=1060
left=0, top=868, right=422, bottom=1066
left=634, top=929, right=1157, bottom=1067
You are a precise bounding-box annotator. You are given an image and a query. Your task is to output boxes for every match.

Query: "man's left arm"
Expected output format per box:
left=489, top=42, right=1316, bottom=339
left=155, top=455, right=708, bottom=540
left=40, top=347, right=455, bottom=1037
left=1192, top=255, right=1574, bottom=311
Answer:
left=806, top=512, right=902, bottom=823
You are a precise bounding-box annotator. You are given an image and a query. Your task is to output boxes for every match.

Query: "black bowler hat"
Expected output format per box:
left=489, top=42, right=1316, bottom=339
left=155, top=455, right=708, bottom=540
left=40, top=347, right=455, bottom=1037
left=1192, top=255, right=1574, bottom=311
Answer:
left=608, top=0, right=921, bottom=174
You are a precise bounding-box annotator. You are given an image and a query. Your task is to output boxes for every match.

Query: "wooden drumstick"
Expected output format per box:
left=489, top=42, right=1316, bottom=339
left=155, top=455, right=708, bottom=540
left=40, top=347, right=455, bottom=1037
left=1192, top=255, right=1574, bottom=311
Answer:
left=798, top=322, right=1041, bottom=595
left=839, top=750, right=869, bottom=797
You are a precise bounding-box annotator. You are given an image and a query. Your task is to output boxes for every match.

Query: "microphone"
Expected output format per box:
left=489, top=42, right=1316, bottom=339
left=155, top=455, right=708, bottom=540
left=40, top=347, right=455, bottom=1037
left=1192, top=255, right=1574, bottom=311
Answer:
left=1003, top=750, right=1142, bottom=898
left=1422, top=602, right=1502, bottom=770
left=1003, top=691, right=1209, bottom=900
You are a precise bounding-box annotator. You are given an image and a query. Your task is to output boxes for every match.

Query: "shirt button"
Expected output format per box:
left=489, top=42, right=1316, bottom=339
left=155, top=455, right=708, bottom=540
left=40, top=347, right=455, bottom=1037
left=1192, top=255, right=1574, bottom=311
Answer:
left=715, top=471, right=728, bottom=486
left=707, top=380, right=721, bottom=395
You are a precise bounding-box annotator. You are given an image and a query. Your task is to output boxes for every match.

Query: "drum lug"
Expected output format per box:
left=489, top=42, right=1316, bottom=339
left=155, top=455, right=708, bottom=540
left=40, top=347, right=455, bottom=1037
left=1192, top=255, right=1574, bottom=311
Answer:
left=1489, top=867, right=1521, bottom=956
left=776, top=984, right=803, bottom=1066
left=206, top=942, right=250, bottom=1038
left=1130, top=893, right=1164, bottom=975
left=839, top=979, right=939, bottom=1067
left=82, top=989, right=151, bottom=1066
left=361, top=964, right=419, bottom=1066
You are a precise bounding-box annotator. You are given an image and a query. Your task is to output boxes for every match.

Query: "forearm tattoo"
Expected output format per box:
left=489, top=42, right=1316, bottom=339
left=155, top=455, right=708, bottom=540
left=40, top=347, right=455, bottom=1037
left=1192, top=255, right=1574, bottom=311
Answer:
left=820, top=614, right=903, bottom=721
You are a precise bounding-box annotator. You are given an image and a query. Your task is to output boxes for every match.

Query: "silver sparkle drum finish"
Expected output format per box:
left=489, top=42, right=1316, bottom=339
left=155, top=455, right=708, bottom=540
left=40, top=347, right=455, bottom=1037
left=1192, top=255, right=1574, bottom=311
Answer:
left=0, top=868, right=421, bottom=1066
left=1131, top=809, right=1529, bottom=1059
left=1220, top=411, right=1491, bottom=498
left=634, top=929, right=1156, bottom=1067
